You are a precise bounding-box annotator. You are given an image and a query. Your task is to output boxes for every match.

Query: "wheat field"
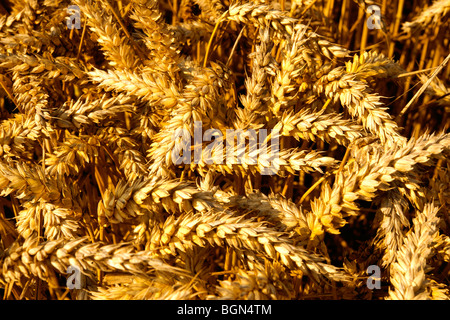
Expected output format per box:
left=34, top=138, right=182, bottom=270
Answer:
left=0, top=0, right=449, bottom=300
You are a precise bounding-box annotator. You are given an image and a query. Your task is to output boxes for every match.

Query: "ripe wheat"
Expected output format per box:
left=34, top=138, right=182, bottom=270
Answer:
left=0, top=0, right=449, bottom=300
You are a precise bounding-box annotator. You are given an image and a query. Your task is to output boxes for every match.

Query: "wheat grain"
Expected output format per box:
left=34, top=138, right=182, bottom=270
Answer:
left=388, top=203, right=440, bottom=300
left=402, top=0, right=450, bottom=34
left=0, top=0, right=449, bottom=301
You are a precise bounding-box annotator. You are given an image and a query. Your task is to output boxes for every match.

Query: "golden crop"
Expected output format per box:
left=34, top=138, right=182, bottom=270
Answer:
left=0, top=0, right=449, bottom=300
